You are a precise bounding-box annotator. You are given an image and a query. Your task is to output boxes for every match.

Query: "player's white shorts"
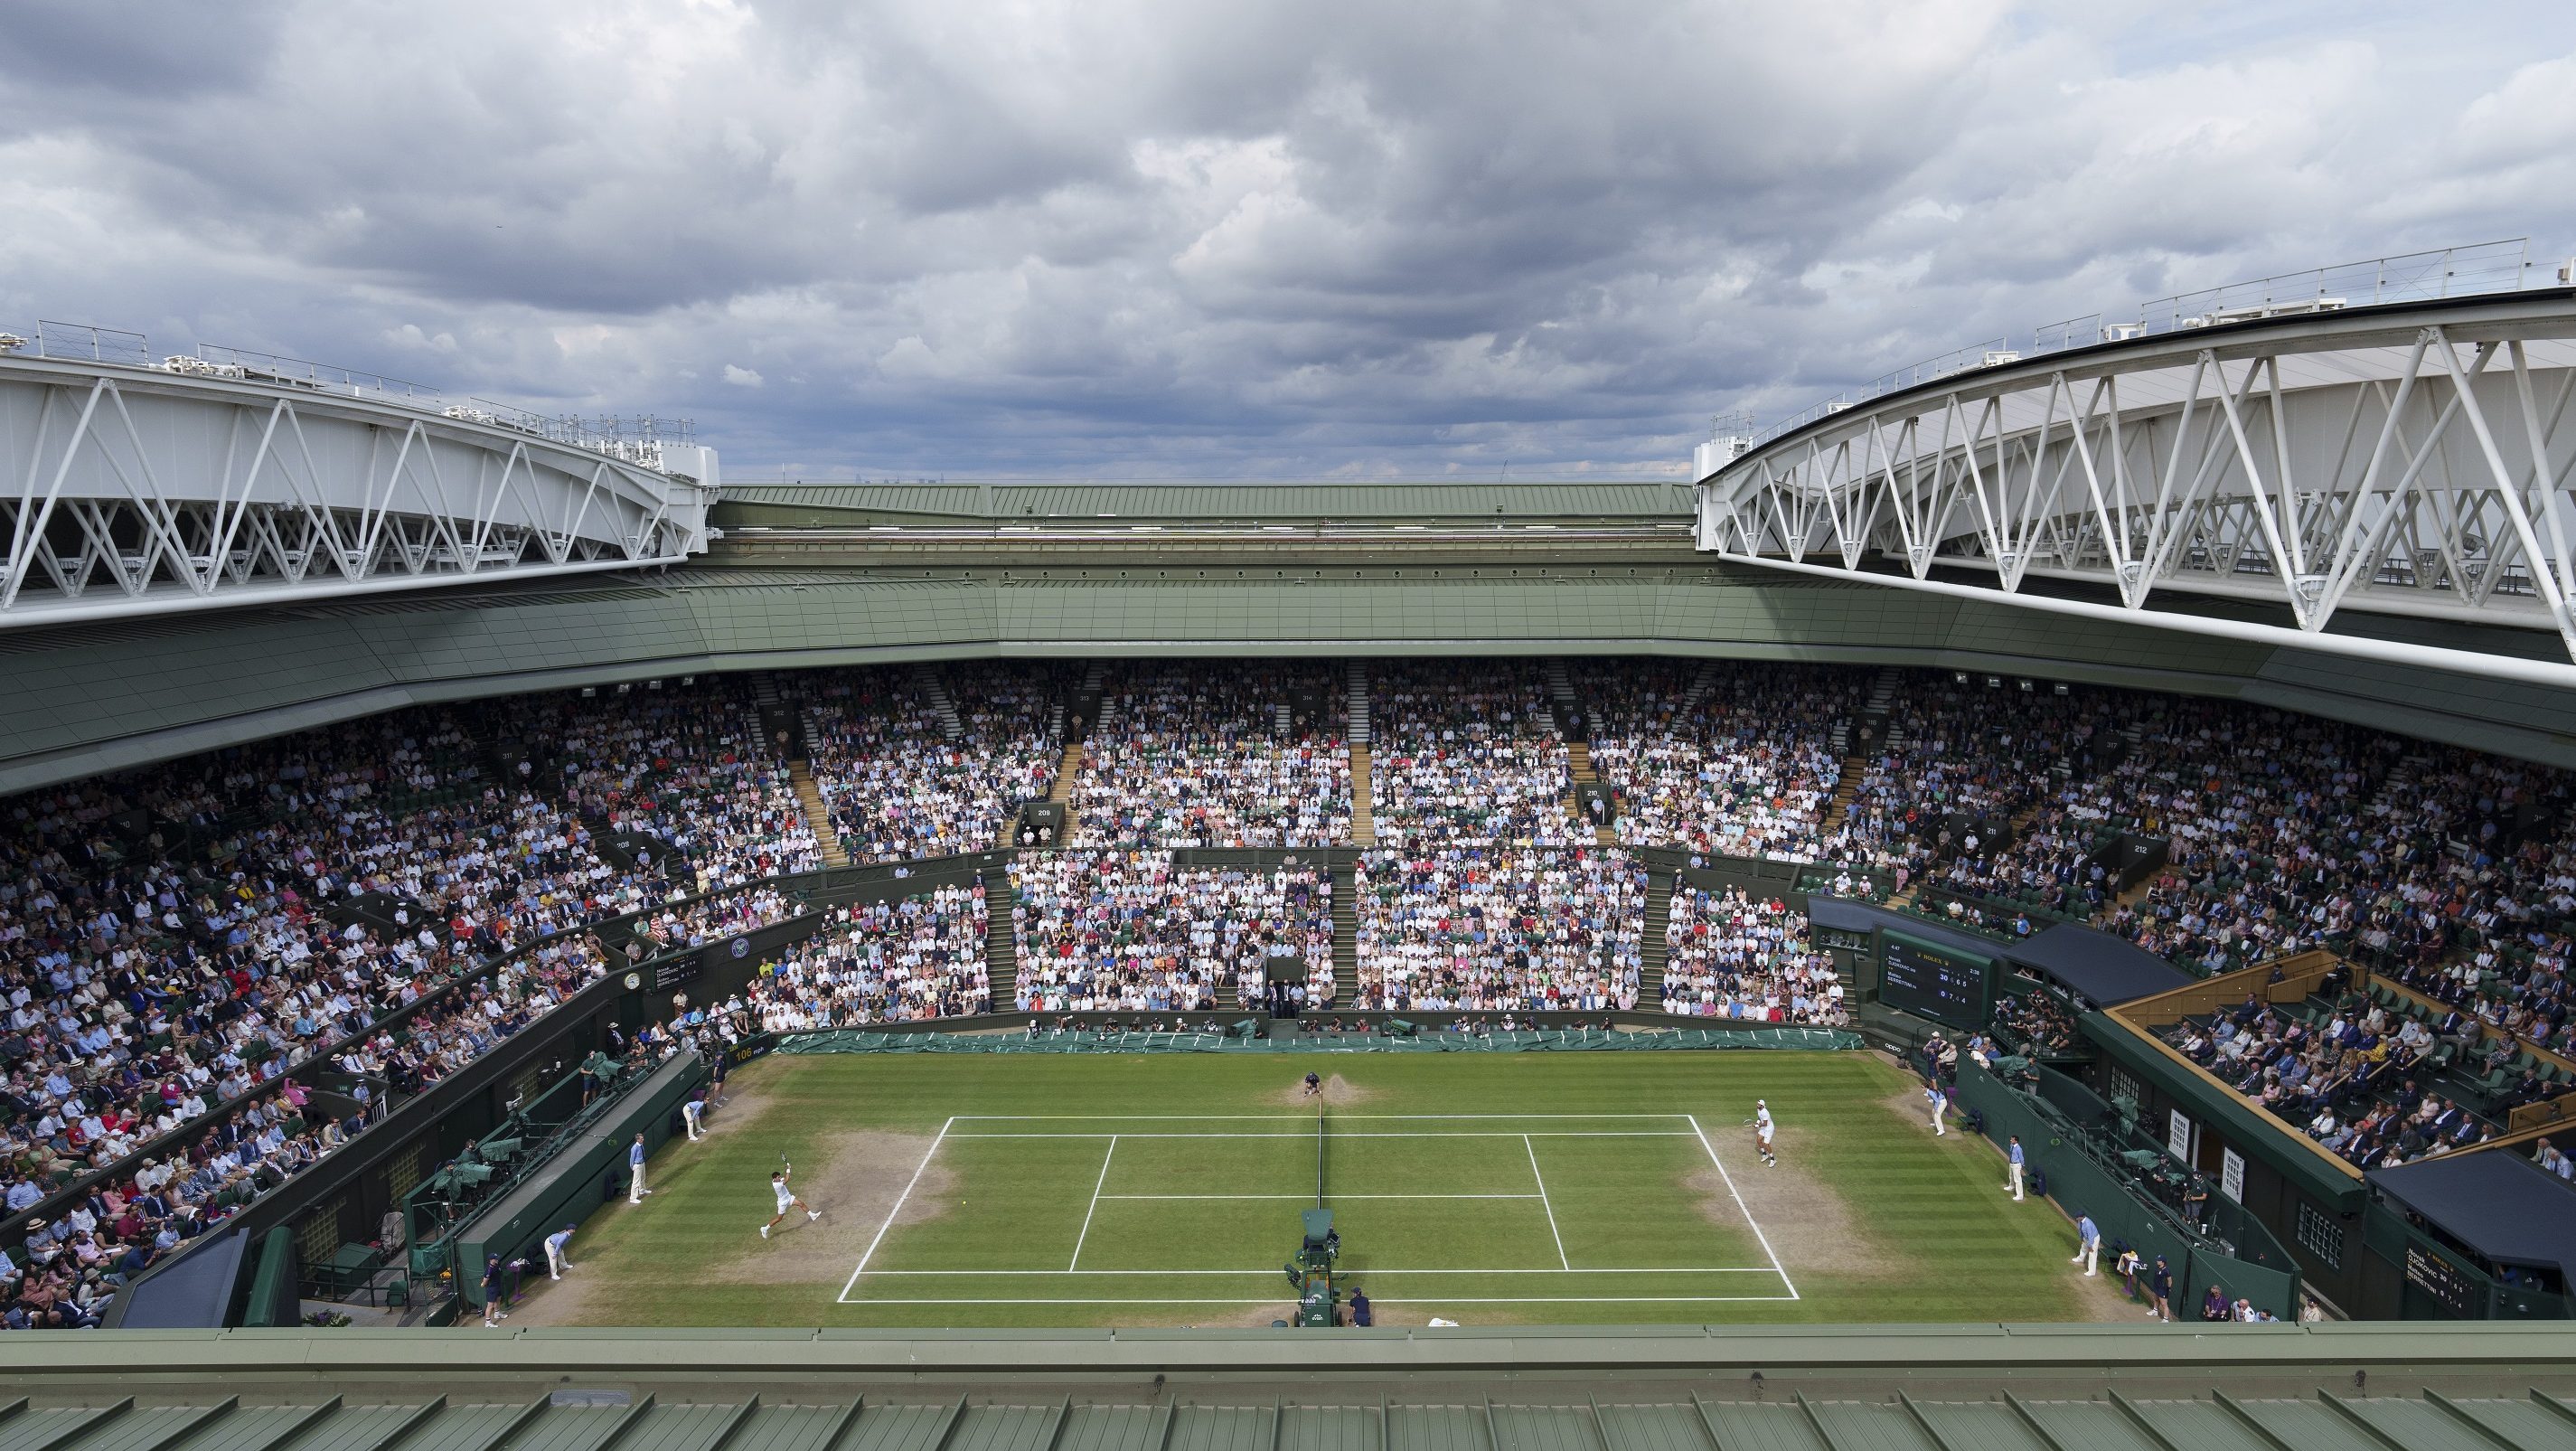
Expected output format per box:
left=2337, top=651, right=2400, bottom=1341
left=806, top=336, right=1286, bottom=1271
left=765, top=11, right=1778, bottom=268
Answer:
left=775, top=1192, right=797, bottom=1214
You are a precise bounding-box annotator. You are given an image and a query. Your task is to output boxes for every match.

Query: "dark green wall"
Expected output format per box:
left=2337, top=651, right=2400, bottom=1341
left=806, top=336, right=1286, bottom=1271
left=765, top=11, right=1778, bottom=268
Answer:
left=6, top=564, right=2574, bottom=793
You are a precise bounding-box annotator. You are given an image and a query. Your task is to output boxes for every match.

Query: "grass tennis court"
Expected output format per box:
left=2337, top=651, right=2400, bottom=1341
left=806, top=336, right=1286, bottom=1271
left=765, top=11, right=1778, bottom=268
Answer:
left=841, top=1111, right=1791, bottom=1310
left=508, top=1050, right=2134, bottom=1328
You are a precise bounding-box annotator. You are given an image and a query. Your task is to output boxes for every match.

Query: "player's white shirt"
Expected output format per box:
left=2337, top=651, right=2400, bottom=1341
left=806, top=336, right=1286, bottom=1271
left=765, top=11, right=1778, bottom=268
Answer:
left=773, top=1181, right=796, bottom=1211
left=1753, top=1107, right=1775, bottom=1139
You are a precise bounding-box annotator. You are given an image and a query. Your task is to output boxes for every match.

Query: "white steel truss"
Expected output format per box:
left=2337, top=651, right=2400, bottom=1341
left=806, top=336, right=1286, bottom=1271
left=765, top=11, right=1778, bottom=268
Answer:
left=1696, top=294, right=2576, bottom=683
left=0, top=355, right=716, bottom=628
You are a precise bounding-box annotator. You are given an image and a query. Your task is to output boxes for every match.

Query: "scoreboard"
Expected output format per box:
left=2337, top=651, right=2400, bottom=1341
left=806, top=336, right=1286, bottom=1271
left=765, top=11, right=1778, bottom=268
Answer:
left=1881, top=933, right=1992, bottom=1026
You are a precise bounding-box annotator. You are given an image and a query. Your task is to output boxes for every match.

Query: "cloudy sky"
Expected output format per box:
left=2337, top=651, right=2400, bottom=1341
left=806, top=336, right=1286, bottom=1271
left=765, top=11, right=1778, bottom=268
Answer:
left=4, top=1, right=2572, bottom=481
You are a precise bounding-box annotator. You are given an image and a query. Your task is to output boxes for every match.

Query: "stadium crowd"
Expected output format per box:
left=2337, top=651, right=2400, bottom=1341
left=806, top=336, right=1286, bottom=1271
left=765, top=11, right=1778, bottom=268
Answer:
left=628, top=884, right=807, bottom=956
left=1353, top=847, right=1642, bottom=1012
left=1659, top=887, right=1844, bottom=1023
left=1368, top=663, right=1580, bottom=845
left=5, top=928, right=609, bottom=1328
left=800, top=665, right=1061, bottom=864
left=13, top=656, right=2576, bottom=1327
left=0, top=680, right=832, bottom=1330
left=1067, top=664, right=1350, bottom=848
left=2166, top=994, right=2498, bottom=1167
left=1011, top=852, right=1335, bottom=1013
left=734, top=887, right=993, bottom=1029
left=1821, top=676, right=2120, bottom=888
left=1584, top=662, right=1865, bottom=862
left=521, top=678, right=821, bottom=890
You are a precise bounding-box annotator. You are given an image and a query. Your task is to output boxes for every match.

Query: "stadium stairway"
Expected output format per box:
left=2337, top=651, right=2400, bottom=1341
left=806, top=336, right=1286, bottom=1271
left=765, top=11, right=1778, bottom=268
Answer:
left=1348, top=660, right=1376, bottom=845
left=1817, top=753, right=1866, bottom=835
left=910, top=663, right=965, bottom=741
left=751, top=670, right=807, bottom=758
left=1330, top=861, right=1359, bottom=1003
left=1640, top=865, right=1673, bottom=1007
left=1679, top=661, right=1716, bottom=711
left=788, top=760, right=850, bottom=868
left=985, top=874, right=1020, bottom=1007
left=1865, top=665, right=1901, bottom=715
left=1565, top=740, right=1614, bottom=845
left=1048, top=740, right=1086, bottom=843
left=1543, top=657, right=1583, bottom=733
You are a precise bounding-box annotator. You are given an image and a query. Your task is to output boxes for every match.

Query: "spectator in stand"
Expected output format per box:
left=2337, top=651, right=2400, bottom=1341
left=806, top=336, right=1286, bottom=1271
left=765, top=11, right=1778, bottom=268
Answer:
left=1368, top=663, right=1579, bottom=846
left=1354, top=847, right=1641, bottom=1012
left=1994, top=988, right=2079, bottom=1056
left=732, top=887, right=992, bottom=1029
left=800, top=664, right=1061, bottom=863
left=2166, top=994, right=2492, bottom=1168
left=1011, top=852, right=1334, bottom=1013
left=1584, top=662, right=1865, bottom=862
left=1067, top=664, right=1350, bottom=848
left=631, top=885, right=805, bottom=953
left=1659, top=887, right=1844, bottom=1024
left=516, top=678, right=821, bottom=890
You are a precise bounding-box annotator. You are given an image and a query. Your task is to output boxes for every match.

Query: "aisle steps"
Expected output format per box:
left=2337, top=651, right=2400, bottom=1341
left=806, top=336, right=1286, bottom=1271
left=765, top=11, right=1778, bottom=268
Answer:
left=1349, top=660, right=1376, bottom=846
left=1865, top=666, right=1901, bottom=716
left=985, top=875, right=1020, bottom=1009
left=1543, top=658, right=1582, bottom=733
left=1818, top=754, right=1866, bottom=834
left=1330, top=862, right=1360, bottom=1007
left=1350, top=745, right=1377, bottom=846
left=1047, top=740, right=1086, bottom=843
left=787, top=759, right=850, bottom=868
left=1639, top=866, right=1675, bottom=1009
left=910, top=663, right=965, bottom=742
left=1565, top=740, right=1612, bottom=844
left=1679, top=662, right=1716, bottom=712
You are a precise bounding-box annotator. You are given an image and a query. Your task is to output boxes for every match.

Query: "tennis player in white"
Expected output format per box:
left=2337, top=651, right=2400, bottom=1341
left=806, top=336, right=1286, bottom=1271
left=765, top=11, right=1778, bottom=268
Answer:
left=760, top=1165, right=821, bottom=1239
left=1752, top=1099, right=1778, bottom=1167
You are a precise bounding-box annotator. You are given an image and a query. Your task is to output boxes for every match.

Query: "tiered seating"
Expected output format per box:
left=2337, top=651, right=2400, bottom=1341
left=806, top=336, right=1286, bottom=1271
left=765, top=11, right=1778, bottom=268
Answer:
left=1352, top=846, right=1643, bottom=1012
left=800, top=666, right=1060, bottom=863
left=1659, top=887, right=1841, bottom=1022
left=1068, top=663, right=1349, bottom=847
left=1584, top=662, right=1863, bottom=861
left=1010, top=852, right=1334, bottom=1012
left=1368, top=663, right=1578, bottom=845
left=734, top=887, right=993, bottom=1028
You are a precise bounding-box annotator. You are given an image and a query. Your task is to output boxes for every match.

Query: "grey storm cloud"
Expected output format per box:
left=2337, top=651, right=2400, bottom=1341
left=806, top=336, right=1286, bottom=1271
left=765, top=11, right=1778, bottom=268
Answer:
left=3, top=0, right=2573, bottom=480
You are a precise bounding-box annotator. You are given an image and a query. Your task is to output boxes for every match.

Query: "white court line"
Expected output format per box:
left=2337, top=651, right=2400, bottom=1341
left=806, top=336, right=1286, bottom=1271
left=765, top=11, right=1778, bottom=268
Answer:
left=945, top=1131, right=1696, bottom=1139
left=851, top=1267, right=1782, bottom=1276
left=1067, top=1135, right=1119, bottom=1270
left=947, top=1118, right=1689, bottom=1128
left=837, top=1116, right=954, bottom=1302
left=1095, top=1193, right=1542, bottom=1201
left=842, top=1114, right=1782, bottom=1303
left=1522, top=1135, right=1571, bottom=1270
left=841, top=1296, right=1800, bottom=1305
left=1686, top=1112, right=1798, bottom=1302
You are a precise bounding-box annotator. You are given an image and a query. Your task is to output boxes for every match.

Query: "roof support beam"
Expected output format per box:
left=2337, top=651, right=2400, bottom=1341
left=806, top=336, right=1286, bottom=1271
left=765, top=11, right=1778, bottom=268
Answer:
left=1699, top=295, right=2576, bottom=674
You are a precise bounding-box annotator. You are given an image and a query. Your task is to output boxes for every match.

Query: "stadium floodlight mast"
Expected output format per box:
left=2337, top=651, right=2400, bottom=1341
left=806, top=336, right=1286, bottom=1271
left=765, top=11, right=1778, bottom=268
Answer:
left=1695, top=257, right=2576, bottom=687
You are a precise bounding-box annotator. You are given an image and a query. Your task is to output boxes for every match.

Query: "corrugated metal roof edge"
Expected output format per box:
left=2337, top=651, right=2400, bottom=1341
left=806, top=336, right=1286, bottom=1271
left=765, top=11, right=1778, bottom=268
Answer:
left=4, top=1322, right=2571, bottom=1378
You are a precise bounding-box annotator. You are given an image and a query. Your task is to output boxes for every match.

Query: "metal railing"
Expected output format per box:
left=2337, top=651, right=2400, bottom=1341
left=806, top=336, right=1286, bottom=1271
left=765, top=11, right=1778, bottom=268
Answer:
left=3, top=319, right=700, bottom=475
left=1739, top=239, right=2544, bottom=448
left=33, top=320, right=152, bottom=367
